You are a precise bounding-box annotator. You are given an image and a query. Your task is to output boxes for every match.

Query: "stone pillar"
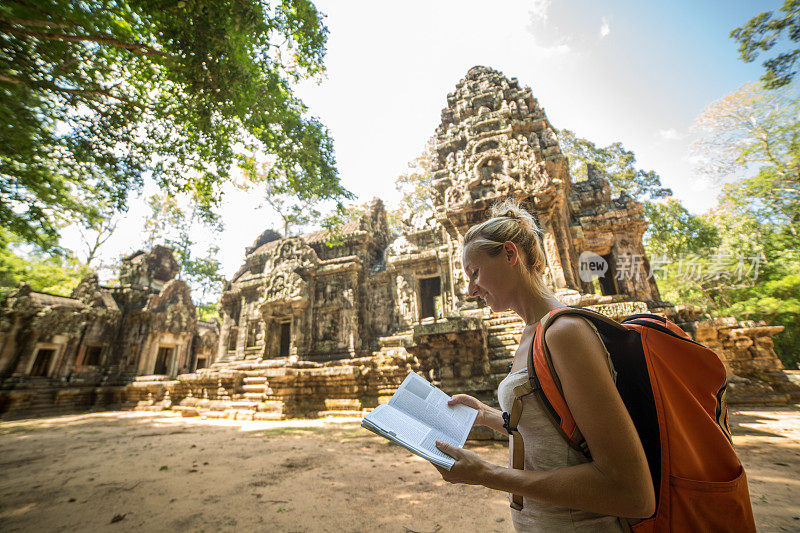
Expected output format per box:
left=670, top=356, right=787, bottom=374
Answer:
left=0, top=316, right=22, bottom=376
left=539, top=214, right=567, bottom=289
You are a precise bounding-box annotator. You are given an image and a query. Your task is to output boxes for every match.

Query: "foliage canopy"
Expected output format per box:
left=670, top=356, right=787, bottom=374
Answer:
left=731, top=0, right=800, bottom=89
left=1, top=0, right=348, bottom=248
left=558, top=129, right=672, bottom=201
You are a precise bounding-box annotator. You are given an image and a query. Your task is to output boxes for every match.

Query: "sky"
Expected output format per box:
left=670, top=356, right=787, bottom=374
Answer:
left=60, top=0, right=781, bottom=286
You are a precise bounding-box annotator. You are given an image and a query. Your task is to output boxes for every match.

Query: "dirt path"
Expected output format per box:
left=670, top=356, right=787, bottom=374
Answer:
left=0, top=404, right=798, bottom=532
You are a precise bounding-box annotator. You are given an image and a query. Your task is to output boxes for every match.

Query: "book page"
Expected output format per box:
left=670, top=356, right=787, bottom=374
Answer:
left=362, top=404, right=455, bottom=469
left=388, top=372, right=476, bottom=444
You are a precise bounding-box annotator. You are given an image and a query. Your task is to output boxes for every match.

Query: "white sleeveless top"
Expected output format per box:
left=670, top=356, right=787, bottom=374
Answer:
left=497, top=364, right=625, bottom=532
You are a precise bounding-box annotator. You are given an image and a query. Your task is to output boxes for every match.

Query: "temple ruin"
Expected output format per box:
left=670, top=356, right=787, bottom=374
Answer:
left=0, top=246, right=217, bottom=416
left=128, top=66, right=799, bottom=423
left=1, top=66, right=797, bottom=421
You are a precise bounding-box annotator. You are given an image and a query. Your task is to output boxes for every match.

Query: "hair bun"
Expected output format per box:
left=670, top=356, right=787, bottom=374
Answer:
left=462, top=197, right=549, bottom=295
left=490, top=199, right=541, bottom=235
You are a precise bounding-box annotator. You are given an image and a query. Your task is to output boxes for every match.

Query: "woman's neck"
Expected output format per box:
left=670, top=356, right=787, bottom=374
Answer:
left=507, top=273, right=563, bottom=325
left=516, top=294, right=563, bottom=326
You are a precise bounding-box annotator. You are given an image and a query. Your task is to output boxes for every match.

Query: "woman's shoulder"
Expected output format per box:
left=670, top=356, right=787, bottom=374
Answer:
left=543, top=315, right=598, bottom=346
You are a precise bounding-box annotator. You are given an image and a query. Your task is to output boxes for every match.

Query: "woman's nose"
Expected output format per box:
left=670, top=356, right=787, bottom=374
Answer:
left=468, top=280, right=478, bottom=297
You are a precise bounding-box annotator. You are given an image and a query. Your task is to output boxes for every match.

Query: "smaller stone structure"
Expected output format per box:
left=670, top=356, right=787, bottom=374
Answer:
left=0, top=246, right=218, bottom=418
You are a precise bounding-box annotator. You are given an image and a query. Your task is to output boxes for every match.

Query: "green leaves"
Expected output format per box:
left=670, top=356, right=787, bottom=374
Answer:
left=642, top=200, right=718, bottom=259
left=558, top=129, right=672, bottom=201
left=731, top=0, right=800, bottom=89
left=0, top=229, right=89, bottom=299
left=1, top=0, right=347, bottom=250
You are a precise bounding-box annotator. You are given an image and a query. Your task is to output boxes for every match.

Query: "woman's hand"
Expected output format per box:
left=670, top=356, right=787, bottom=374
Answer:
left=448, top=394, right=488, bottom=426
left=448, top=394, right=505, bottom=433
left=434, top=441, right=492, bottom=485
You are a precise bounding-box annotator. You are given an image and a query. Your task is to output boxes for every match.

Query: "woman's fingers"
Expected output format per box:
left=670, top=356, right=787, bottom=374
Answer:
left=448, top=394, right=475, bottom=407
left=436, top=440, right=461, bottom=459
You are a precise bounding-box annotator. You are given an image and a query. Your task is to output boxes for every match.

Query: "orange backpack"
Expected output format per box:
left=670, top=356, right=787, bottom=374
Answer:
left=503, top=307, right=756, bottom=532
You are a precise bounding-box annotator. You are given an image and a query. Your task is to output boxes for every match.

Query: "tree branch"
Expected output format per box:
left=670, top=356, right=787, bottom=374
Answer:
left=0, top=16, right=69, bottom=29
left=0, top=73, right=132, bottom=104
left=0, top=23, right=170, bottom=58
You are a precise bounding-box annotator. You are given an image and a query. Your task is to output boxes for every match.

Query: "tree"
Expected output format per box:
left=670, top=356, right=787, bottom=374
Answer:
left=642, top=200, right=718, bottom=259
left=239, top=158, right=326, bottom=237
left=0, top=228, right=88, bottom=299
left=558, top=130, right=673, bottom=201
left=390, top=139, right=437, bottom=233
left=1, top=0, right=349, bottom=248
left=684, top=81, right=800, bottom=368
left=692, top=82, right=800, bottom=186
left=78, top=208, right=119, bottom=267
left=731, top=0, right=800, bottom=89
left=144, top=193, right=224, bottom=306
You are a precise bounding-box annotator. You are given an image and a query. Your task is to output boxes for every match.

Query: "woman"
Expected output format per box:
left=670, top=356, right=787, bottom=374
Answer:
left=433, top=200, right=655, bottom=532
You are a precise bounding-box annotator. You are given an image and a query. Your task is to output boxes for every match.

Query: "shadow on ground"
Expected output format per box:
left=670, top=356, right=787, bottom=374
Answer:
left=0, top=405, right=798, bottom=532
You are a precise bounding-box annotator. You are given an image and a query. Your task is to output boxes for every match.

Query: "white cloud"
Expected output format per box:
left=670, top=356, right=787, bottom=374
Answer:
left=529, top=0, right=551, bottom=24
left=526, top=0, right=571, bottom=57
left=657, top=128, right=683, bottom=141
left=531, top=40, right=572, bottom=58
left=599, top=17, right=610, bottom=38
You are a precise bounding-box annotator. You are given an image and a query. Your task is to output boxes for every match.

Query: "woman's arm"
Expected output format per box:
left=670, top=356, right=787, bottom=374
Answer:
left=448, top=394, right=506, bottom=434
left=435, top=316, right=656, bottom=519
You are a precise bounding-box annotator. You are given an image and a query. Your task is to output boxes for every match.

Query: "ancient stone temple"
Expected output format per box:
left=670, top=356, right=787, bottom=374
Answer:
left=133, top=66, right=797, bottom=423
left=0, top=246, right=217, bottom=417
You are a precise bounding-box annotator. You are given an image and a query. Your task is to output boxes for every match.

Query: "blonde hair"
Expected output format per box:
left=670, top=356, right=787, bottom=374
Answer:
left=463, top=199, right=549, bottom=295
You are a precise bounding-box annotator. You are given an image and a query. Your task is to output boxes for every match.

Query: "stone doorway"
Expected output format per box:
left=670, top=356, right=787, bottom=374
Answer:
left=30, top=348, right=55, bottom=377
left=598, top=254, right=619, bottom=295
left=84, top=345, right=103, bottom=366
left=279, top=321, right=291, bottom=358
left=154, top=346, right=173, bottom=375
left=419, top=277, right=442, bottom=320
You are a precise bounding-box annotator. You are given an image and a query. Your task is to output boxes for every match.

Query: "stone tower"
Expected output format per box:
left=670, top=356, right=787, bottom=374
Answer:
left=430, top=66, right=658, bottom=303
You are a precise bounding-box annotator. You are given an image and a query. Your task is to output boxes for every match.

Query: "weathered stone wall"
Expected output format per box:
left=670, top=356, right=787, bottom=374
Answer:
left=411, top=316, right=489, bottom=394
left=0, top=247, right=203, bottom=418
left=127, top=347, right=417, bottom=420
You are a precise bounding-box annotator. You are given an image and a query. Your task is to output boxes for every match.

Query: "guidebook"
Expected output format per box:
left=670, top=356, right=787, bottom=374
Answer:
left=361, top=371, right=478, bottom=470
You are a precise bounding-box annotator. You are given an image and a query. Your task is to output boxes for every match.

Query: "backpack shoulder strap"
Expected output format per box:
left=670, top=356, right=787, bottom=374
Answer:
left=504, top=306, right=626, bottom=509
left=529, top=306, right=627, bottom=456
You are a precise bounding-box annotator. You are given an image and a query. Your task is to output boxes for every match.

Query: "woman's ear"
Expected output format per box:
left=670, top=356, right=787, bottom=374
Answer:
left=503, top=241, right=519, bottom=266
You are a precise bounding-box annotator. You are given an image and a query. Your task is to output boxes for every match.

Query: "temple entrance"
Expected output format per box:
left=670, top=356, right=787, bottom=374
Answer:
left=154, top=346, right=172, bottom=375
left=598, top=254, right=619, bottom=295
left=84, top=345, right=103, bottom=366
left=227, top=327, right=238, bottom=351
left=419, top=277, right=442, bottom=319
left=279, top=321, right=291, bottom=357
left=30, top=348, right=55, bottom=377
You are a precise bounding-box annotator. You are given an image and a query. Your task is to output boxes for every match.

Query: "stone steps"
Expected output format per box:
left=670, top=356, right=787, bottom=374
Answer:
left=486, top=316, right=524, bottom=327
left=490, top=358, right=514, bottom=374
left=486, top=322, right=525, bottom=332
left=243, top=376, right=267, bottom=385
left=243, top=392, right=266, bottom=401
left=488, top=335, right=520, bottom=347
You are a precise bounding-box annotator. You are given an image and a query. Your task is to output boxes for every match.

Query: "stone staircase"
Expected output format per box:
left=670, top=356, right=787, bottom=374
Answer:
left=485, top=310, right=525, bottom=382
left=0, top=377, right=127, bottom=419
left=131, top=350, right=415, bottom=421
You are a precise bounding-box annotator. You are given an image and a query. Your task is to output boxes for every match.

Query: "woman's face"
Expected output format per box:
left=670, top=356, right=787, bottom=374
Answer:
left=462, top=243, right=518, bottom=312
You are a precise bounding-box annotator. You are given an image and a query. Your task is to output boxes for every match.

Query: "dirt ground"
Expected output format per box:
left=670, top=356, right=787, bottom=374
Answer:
left=0, top=404, right=798, bottom=533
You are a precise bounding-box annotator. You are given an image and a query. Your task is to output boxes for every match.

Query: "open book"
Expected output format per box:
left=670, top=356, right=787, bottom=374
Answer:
left=361, top=371, right=478, bottom=470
